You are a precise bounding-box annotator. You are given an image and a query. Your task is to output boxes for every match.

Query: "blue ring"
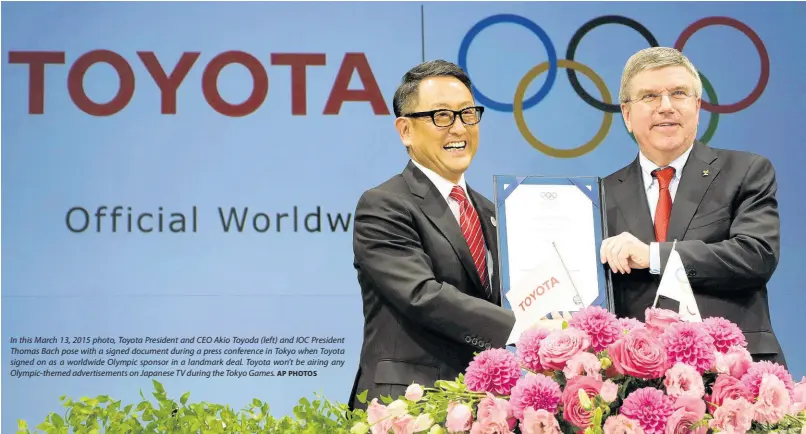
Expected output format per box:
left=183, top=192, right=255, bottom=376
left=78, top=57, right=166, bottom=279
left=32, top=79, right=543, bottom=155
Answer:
left=458, top=14, right=558, bottom=112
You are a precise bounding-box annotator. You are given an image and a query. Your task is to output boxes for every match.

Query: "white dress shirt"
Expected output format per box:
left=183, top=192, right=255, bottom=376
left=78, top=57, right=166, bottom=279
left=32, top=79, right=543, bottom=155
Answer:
left=410, top=159, right=494, bottom=286
left=639, top=145, right=693, bottom=273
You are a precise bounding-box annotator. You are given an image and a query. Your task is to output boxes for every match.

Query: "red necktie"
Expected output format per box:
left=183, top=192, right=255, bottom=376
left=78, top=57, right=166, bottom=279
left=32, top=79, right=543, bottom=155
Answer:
left=653, top=167, right=676, bottom=242
left=449, top=186, right=490, bottom=295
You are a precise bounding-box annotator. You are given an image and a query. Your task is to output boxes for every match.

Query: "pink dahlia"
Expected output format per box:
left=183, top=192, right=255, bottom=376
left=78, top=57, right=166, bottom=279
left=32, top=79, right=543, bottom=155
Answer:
left=465, top=348, right=522, bottom=395
left=509, top=373, right=562, bottom=420
left=659, top=322, right=716, bottom=373
left=702, top=317, right=747, bottom=353
left=516, top=326, right=551, bottom=372
left=620, top=317, right=645, bottom=333
left=568, top=306, right=622, bottom=352
left=620, top=387, right=675, bottom=434
left=741, top=360, right=795, bottom=398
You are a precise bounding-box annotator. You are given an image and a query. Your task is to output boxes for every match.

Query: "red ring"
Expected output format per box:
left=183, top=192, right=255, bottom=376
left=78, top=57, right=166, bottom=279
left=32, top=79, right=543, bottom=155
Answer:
left=674, top=17, right=769, bottom=114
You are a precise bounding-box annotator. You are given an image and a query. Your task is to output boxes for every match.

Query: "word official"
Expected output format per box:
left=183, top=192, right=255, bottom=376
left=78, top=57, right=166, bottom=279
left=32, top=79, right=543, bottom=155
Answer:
left=64, top=205, right=352, bottom=233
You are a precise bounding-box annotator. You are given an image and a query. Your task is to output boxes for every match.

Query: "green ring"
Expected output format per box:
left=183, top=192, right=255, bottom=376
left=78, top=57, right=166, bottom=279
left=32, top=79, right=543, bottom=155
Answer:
left=624, top=70, right=719, bottom=144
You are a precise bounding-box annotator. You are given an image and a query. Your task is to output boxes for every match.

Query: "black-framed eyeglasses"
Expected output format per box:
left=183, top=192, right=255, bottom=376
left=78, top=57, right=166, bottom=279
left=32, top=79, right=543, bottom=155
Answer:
left=402, top=106, right=484, bottom=128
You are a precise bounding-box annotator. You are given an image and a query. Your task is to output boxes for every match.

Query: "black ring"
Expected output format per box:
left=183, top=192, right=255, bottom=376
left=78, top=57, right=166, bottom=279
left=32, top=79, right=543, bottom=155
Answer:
left=566, top=15, right=660, bottom=113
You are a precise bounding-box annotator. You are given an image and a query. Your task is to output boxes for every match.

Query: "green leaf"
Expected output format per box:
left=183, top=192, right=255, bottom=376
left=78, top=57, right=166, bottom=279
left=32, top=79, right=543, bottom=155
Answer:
left=152, top=379, right=165, bottom=394
left=181, top=392, right=191, bottom=406
left=356, top=390, right=368, bottom=404
left=50, top=414, right=64, bottom=428
left=592, top=407, right=603, bottom=428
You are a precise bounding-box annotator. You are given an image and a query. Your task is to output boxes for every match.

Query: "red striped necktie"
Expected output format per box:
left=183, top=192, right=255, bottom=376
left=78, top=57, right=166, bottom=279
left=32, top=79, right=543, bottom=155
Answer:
left=449, top=185, right=490, bottom=295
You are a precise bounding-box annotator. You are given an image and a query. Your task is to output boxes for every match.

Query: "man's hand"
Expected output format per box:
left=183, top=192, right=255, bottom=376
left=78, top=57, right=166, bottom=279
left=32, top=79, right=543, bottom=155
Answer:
left=600, top=232, right=650, bottom=274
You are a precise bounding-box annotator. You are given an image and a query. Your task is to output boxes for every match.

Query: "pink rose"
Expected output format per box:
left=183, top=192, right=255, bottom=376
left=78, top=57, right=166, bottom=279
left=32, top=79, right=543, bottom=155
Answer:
left=391, top=414, right=417, bottom=434
left=446, top=402, right=473, bottom=433
left=714, top=346, right=753, bottom=379
left=791, top=376, right=806, bottom=415
left=671, top=396, right=707, bottom=434
left=710, top=398, right=753, bottom=433
left=644, top=308, right=681, bottom=337
left=561, top=376, right=603, bottom=429
left=663, top=363, right=705, bottom=399
left=367, top=399, right=393, bottom=434
left=521, top=408, right=561, bottom=434
left=600, top=380, right=619, bottom=403
left=664, top=407, right=706, bottom=434
left=469, top=420, right=512, bottom=434
left=673, top=395, right=706, bottom=420
left=563, top=351, right=603, bottom=381
left=608, top=329, right=668, bottom=379
left=708, top=374, right=753, bottom=413
left=753, top=373, right=791, bottom=424
left=537, top=328, right=591, bottom=370
left=387, top=400, right=408, bottom=418
left=476, top=393, right=512, bottom=427
left=405, top=383, right=424, bottom=402
left=603, top=415, right=644, bottom=434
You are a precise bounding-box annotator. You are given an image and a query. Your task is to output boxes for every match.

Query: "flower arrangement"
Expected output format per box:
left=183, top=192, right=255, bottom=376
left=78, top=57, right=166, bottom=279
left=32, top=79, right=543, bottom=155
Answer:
left=348, top=307, right=806, bottom=434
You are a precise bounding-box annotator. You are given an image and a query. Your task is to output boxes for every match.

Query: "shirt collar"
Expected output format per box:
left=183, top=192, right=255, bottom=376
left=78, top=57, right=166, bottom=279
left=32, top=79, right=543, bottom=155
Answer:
left=638, top=143, right=693, bottom=190
left=410, top=158, right=468, bottom=200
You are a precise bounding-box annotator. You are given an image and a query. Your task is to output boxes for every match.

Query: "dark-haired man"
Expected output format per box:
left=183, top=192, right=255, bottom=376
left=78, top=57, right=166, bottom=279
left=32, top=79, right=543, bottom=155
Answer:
left=348, top=60, right=516, bottom=409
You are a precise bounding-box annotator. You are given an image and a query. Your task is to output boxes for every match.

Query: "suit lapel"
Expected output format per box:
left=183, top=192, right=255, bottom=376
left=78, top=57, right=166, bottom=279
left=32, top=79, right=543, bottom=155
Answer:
left=402, top=162, right=486, bottom=294
left=667, top=142, right=719, bottom=242
left=613, top=158, right=656, bottom=243
left=469, top=186, right=500, bottom=304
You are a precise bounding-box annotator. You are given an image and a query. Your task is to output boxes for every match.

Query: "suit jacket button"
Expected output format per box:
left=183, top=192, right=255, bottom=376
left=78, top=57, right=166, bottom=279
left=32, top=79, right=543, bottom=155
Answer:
left=485, top=343, right=491, bottom=350
left=472, top=338, right=478, bottom=346
left=687, top=269, right=696, bottom=276
left=465, top=336, right=472, bottom=343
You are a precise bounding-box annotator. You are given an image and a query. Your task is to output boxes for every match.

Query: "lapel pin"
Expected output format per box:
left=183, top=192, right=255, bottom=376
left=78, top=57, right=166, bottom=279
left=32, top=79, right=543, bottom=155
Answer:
left=490, top=216, right=497, bottom=227
left=702, top=169, right=709, bottom=177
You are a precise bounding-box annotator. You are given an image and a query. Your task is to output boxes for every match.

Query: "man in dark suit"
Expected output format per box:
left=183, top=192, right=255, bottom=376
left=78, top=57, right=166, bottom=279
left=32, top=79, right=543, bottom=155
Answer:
left=347, top=60, right=516, bottom=409
left=600, top=47, right=785, bottom=365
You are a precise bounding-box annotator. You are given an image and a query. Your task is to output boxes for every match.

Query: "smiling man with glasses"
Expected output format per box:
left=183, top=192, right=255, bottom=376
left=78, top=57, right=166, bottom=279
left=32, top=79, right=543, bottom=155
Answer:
left=600, top=47, right=786, bottom=366
left=347, top=60, right=516, bottom=410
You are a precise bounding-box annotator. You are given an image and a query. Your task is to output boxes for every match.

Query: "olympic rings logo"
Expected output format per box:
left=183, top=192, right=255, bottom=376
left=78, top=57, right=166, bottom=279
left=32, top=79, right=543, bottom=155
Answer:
left=457, top=14, right=769, bottom=158
left=540, top=192, right=558, bottom=199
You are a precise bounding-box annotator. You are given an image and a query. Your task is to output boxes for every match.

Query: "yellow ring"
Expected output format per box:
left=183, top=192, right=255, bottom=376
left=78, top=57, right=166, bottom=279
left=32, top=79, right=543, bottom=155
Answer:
left=513, top=59, right=613, bottom=158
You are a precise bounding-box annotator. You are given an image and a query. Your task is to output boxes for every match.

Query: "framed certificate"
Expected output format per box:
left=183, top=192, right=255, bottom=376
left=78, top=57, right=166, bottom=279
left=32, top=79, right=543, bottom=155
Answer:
left=493, top=176, right=614, bottom=339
